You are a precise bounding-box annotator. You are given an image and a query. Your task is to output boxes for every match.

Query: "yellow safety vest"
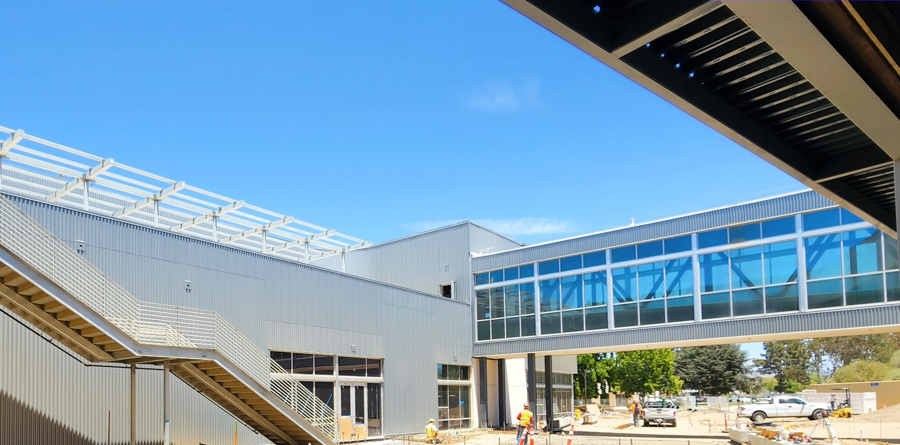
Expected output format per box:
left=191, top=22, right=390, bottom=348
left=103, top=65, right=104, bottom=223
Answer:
left=518, top=409, right=533, bottom=426
left=426, top=424, right=438, bottom=438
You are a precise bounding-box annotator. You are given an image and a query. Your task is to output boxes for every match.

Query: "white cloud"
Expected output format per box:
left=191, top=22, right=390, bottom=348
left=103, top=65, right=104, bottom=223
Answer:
left=463, top=80, right=540, bottom=112
left=404, top=218, right=574, bottom=237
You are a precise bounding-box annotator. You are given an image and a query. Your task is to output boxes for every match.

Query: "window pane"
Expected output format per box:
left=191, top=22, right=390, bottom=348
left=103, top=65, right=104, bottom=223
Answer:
left=561, top=275, right=583, bottom=309
left=477, top=321, right=490, bottom=341
left=476, top=289, right=490, bottom=320
left=887, top=272, right=899, bottom=302
left=520, top=282, right=535, bottom=314
left=505, top=285, right=520, bottom=316
left=490, top=287, right=505, bottom=319
left=701, top=292, right=731, bottom=319
left=449, top=365, right=460, bottom=380
left=506, top=317, right=521, bottom=338
left=612, top=267, right=637, bottom=303
left=438, top=385, right=449, bottom=407
left=585, top=306, right=608, bottom=330
left=339, top=356, right=367, bottom=377
left=730, top=223, right=761, bottom=243
left=521, top=315, right=536, bottom=336
left=475, top=273, right=489, bottom=286
left=700, top=252, right=730, bottom=292
left=460, top=366, right=470, bottom=381
left=843, top=229, right=883, bottom=275
left=460, top=385, right=471, bottom=417
left=637, top=241, right=663, bottom=259
left=562, top=310, right=584, bottom=332
left=638, top=262, right=665, bottom=300
left=841, top=208, right=864, bottom=225
left=665, top=257, right=693, bottom=297
left=368, top=383, right=382, bottom=436
left=763, top=241, right=798, bottom=285
left=846, top=274, right=884, bottom=305
left=886, top=236, right=899, bottom=270
left=489, top=270, right=503, bottom=283
left=639, top=300, right=666, bottom=325
left=315, top=355, right=334, bottom=375
left=807, top=278, right=843, bottom=309
left=584, top=251, right=606, bottom=267
left=765, top=284, right=798, bottom=313
left=540, top=312, right=561, bottom=334
left=698, top=229, right=727, bottom=248
left=291, top=353, right=313, bottom=374
left=732, top=288, right=764, bottom=316
left=762, top=217, right=795, bottom=238
left=614, top=303, right=638, bottom=327
left=538, top=260, right=559, bottom=275
left=804, top=209, right=840, bottom=231
left=667, top=296, right=693, bottom=322
left=315, top=382, right=334, bottom=408
left=520, top=264, right=535, bottom=278
left=271, top=351, right=292, bottom=372
left=560, top=255, right=582, bottom=272
left=611, top=246, right=637, bottom=263
left=731, top=246, right=763, bottom=289
left=584, top=272, right=607, bottom=306
left=664, top=235, right=692, bottom=254
left=491, top=319, right=506, bottom=339
left=539, top=279, right=560, bottom=312
left=805, top=234, right=842, bottom=279
left=504, top=267, right=519, bottom=281
left=438, top=364, right=447, bottom=380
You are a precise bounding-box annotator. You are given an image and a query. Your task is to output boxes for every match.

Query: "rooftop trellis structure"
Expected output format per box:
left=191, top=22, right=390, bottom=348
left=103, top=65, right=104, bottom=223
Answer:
left=0, top=126, right=369, bottom=263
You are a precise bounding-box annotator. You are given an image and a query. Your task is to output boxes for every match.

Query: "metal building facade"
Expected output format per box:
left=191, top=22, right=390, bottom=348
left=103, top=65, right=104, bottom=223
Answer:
left=1, top=195, right=476, bottom=441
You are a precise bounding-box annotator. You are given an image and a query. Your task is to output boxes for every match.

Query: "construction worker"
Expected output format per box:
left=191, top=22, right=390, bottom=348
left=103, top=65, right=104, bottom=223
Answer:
left=629, top=399, right=643, bottom=428
left=516, top=402, right=533, bottom=445
left=426, top=418, right=438, bottom=444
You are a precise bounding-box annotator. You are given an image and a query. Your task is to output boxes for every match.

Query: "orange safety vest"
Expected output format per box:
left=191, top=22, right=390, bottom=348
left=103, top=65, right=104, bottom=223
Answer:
left=517, top=409, right=533, bottom=427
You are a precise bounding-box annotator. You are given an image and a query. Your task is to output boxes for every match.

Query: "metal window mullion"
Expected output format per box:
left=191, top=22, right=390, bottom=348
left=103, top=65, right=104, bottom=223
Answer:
left=796, top=214, right=809, bottom=311
left=606, top=249, right=614, bottom=329
left=534, top=265, right=542, bottom=336
left=692, top=233, right=702, bottom=322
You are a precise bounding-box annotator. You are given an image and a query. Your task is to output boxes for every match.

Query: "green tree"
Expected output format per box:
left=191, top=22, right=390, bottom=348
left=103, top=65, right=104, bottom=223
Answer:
left=674, top=345, right=747, bottom=395
left=760, top=377, right=778, bottom=393
left=608, top=349, right=683, bottom=397
left=756, top=341, right=811, bottom=392
left=575, top=354, right=599, bottom=399
left=783, top=380, right=806, bottom=394
left=831, top=360, right=897, bottom=383
left=809, top=334, right=900, bottom=370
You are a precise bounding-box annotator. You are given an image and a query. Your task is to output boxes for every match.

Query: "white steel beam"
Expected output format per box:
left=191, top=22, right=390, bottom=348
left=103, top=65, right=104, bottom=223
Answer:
left=113, top=182, right=185, bottom=218
left=0, top=130, right=25, bottom=156
left=47, top=158, right=114, bottom=202
left=266, top=229, right=336, bottom=254
left=170, top=200, right=244, bottom=232
left=222, top=217, right=294, bottom=244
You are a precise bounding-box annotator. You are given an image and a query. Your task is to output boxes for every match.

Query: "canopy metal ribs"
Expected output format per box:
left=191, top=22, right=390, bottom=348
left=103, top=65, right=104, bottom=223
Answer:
left=0, top=126, right=369, bottom=262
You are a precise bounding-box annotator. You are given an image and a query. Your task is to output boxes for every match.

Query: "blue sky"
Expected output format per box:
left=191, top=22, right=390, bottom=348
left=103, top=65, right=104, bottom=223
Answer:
left=4, top=2, right=798, bottom=357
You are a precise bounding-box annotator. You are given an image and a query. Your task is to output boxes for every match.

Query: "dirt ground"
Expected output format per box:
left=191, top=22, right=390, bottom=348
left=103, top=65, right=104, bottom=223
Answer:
left=399, top=405, right=900, bottom=445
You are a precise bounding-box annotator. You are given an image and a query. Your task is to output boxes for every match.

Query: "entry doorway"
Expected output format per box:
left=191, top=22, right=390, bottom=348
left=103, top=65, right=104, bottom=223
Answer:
left=340, top=383, right=382, bottom=437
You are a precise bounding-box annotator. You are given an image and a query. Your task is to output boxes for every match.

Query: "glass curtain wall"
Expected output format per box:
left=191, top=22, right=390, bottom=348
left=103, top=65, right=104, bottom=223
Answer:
left=437, top=364, right=472, bottom=429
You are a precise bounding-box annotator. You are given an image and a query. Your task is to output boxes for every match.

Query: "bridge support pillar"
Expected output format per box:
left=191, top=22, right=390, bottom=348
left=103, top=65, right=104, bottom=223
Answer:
left=498, top=359, right=506, bottom=427
left=526, top=354, right=536, bottom=413
left=544, top=356, right=553, bottom=431
left=131, top=364, right=136, bottom=445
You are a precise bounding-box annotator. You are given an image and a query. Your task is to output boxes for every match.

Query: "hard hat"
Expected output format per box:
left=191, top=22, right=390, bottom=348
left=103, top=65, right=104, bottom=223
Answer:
left=429, top=418, right=435, bottom=423
left=524, top=402, right=530, bottom=408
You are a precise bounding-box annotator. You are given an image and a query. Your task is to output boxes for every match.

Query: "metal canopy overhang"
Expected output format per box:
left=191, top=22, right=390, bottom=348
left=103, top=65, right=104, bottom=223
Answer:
left=0, top=126, right=370, bottom=263
left=500, top=0, right=900, bottom=237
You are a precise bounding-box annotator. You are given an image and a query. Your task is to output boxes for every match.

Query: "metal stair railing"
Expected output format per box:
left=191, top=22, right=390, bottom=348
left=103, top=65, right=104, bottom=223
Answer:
left=0, top=194, right=338, bottom=441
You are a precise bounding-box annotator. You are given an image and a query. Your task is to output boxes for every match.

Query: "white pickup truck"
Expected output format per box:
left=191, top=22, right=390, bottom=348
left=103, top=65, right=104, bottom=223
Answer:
left=738, top=396, right=830, bottom=422
left=641, top=399, right=678, bottom=427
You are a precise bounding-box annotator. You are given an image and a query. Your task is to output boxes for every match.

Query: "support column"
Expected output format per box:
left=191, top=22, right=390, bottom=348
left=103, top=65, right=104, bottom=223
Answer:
left=497, top=359, right=506, bottom=427
left=478, top=358, right=488, bottom=428
left=796, top=214, right=809, bottom=311
left=544, top=356, right=553, bottom=431
left=526, top=354, right=537, bottom=410
left=130, top=364, right=136, bottom=445
left=163, top=363, right=170, bottom=445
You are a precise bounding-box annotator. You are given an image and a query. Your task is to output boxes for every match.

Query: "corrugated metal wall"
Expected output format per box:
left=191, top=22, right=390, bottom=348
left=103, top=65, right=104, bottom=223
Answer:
left=473, top=191, right=834, bottom=271
left=0, top=309, right=264, bottom=445
left=317, top=222, right=521, bottom=304
left=3, top=196, right=474, bottom=438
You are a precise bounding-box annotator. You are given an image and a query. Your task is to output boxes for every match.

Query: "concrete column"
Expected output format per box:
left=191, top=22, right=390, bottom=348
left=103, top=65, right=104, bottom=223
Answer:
left=544, top=355, right=553, bottom=431
left=131, top=364, right=136, bottom=445
left=479, top=358, right=488, bottom=428
left=497, top=359, right=506, bottom=427
left=526, top=354, right=537, bottom=409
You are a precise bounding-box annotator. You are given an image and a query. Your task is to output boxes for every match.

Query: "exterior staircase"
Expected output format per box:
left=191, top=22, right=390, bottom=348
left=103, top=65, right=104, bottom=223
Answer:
left=0, top=194, right=337, bottom=445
